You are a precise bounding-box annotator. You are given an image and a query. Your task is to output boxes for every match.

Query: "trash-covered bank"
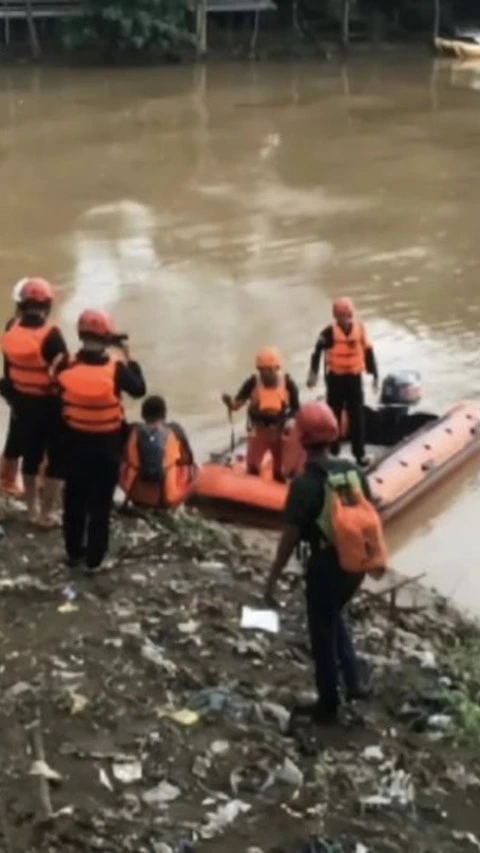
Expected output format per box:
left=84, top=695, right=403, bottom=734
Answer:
left=1, top=499, right=480, bottom=853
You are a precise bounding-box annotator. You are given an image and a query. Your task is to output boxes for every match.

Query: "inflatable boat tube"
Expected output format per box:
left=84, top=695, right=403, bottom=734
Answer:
left=189, top=403, right=480, bottom=528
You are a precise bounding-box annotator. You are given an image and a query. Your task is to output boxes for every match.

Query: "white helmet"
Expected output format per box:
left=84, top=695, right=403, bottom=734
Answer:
left=11, top=278, right=28, bottom=304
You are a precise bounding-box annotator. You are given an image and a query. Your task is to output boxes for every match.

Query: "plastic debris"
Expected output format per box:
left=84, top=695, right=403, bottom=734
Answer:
left=57, top=602, right=79, bottom=614
left=427, top=713, right=453, bottom=731
left=169, top=708, right=200, bottom=726
left=361, top=745, right=385, bottom=763
left=99, top=768, right=113, bottom=792
left=275, top=757, right=304, bottom=788
left=70, top=692, right=89, bottom=715
left=260, top=701, right=291, bottom=733
left=210, top=739, right=230, bottom=756
left=142, top=780, right=181, bottom=807
left=0, top=574, right=48, bottom=592
left=178, top=619, right=200, bottom=634
left=360, top=768, right=415, bottom=812
left=201, top=798, right=251, bottom=839
left=452, top=831, right=480, bottom=850
left=62, top=583, right=77, bottom=602
left=241, top=606, right=279, bottom=634
left=29, top=760, right=62, bottom=783
left=112, top=760, right=143, bottom=784
left=141, top=640, right=177, bottom=675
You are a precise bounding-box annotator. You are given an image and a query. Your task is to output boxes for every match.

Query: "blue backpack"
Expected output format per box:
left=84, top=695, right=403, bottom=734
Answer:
left=136, top=425, right=166, bottom=483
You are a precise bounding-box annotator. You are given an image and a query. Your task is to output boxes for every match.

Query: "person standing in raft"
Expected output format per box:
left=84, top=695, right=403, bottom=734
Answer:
left=306, top=298, right=379, bottom=467
left=1, top=277, right=68, bottom=524
left=221, top=347, right=300, bottom=483
left=53, top=310, right=146, bottom=574
left=0, top=279, right=30, bottom=498
left=264, top=401, right=387, bottom=725
left=120, top=394, right=195, bottom=509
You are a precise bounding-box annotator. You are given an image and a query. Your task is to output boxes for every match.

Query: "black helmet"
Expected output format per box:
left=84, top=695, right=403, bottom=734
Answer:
left=380, top=370, right=421, bottom=407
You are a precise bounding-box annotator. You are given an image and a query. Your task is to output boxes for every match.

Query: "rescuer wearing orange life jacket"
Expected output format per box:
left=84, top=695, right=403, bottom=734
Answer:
left=1, top=277, right=67, bottom=524
left=0, top=279, right=29, bottom=498
left=306, top=298, right=379, bottom=467
left=265, top=402, right=386, bottom=725
left=221, top=348, right=300, bottom=482
left=54, top=310, right=146, bottom=573
left=120, top=395, right=195, bottom=510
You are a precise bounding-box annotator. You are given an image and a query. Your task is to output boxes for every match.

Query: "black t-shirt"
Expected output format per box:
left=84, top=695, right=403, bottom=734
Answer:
left=283, top=455, right=372, bottom=553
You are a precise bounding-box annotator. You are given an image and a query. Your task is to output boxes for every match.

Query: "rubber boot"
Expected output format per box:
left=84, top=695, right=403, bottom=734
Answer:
left=0, top=457, right=24, bottom=499
left=37, top=477, right=63, bottom=529
left=23, top=474, right=38, bottom=522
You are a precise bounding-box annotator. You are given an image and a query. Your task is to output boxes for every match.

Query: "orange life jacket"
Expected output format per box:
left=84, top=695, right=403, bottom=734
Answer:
left=119, top=424, right=192, bottom=508
left=1, top=323, right=55, bottom=397
left=317, top=463, right=388, bottom=574
left=249, top=375, right=290, bottom=422
left=57, top=358, right=124, bottom=434
left=326, top=322, right=367, bottom=376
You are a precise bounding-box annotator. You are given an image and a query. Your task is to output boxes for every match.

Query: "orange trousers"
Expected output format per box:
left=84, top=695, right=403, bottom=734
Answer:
left=246, top=423, right=305, bottom=480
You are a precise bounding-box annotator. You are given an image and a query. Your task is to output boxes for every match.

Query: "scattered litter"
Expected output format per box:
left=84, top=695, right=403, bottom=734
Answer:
left=411, top=649, right=437, bottom=670
left=360, top=768, right=415, bottom=812
left=260, top=701, right=291, bottom=733
left=428, top=714, right=453, bottom=732
left=29, top=760, right=62, bottom=783
left=275, top=757, right=304, bottom=788
left=70, top=692, right=89, bottom=715
left=169, top=708, right=200, bottom=726
left=0, top=574, right=48, bottom=593
left=119, top=622, right=142, bottom=637
left=241, top=606, right=279, bottom=634
left=201, top=798, right=251, bottom=839
left=62, top=583, right=77, bottom=602
left=142, top=640, right=177, bottom=675
left=112, top=760, right=143, bottom=784
left=210, top=739, right=230, bottom=756
left=142, top=780, right=181, bottom=807
left=99, top=768, right=113, bottom=792
left=452, top=831, right=480, bottom=850
left=178, top=619, right=200, bottom=634
left=361, top=745, right=385, bottom=763
left=57, top=602, right=79, bottom=614
left=6, top=681, right=33, bottom=699
left=198, top=560, right=226, bottom=571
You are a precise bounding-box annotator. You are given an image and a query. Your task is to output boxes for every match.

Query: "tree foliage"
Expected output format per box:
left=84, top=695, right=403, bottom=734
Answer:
left=64, top=0, right=194, bottom=59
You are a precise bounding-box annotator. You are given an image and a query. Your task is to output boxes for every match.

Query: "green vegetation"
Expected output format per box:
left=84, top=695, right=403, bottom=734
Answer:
left=63, top=0, right=194, bottom=59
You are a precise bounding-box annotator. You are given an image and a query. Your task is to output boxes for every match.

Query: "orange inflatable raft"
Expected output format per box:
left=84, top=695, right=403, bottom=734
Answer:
left=189, top=376, right=480, bottom=529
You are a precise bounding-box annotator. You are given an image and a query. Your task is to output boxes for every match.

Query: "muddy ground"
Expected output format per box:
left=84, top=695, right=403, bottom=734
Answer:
left=0, top=499, right=480, bottom=853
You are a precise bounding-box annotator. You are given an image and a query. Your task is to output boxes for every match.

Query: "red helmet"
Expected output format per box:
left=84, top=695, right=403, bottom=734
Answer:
left=333, top=297, right=354, bottom=321
left=77, top=309, right=115, bottom=340
left=20, top=277, right=53, bottom=305
left=255, top=347, right=281, bottom=370
left=295, top=402, right=339, bottom=446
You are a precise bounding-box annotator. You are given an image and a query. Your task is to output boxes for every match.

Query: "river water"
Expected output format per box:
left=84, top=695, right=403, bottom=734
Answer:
left=0, top=55, right=479, bottom=613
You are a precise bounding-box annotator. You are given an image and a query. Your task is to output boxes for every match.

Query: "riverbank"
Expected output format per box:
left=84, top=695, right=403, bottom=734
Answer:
left=0, top=498, right=480, bottom=853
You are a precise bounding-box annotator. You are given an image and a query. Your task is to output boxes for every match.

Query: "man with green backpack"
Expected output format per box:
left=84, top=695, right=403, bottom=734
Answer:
left=264, top=401, right=387, bottom=725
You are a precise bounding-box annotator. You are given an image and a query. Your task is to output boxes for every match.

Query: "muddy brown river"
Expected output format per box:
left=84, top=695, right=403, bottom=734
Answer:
left=0, top=55, right=479, bottom=613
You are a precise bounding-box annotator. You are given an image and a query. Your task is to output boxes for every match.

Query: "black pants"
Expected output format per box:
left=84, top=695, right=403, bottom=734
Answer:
left=8, top=398, right=63, bottom=478
left=3, top=411, right=24, bottom=458
left=63, top=451, right=119, bottom=569
left=306, top=554, right=364, bottom=714
left=326, top=373, right=365, bottom=462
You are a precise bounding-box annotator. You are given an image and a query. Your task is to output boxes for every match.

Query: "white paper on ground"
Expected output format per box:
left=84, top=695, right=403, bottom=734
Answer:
left=241, top=606, right=279, bottom=634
